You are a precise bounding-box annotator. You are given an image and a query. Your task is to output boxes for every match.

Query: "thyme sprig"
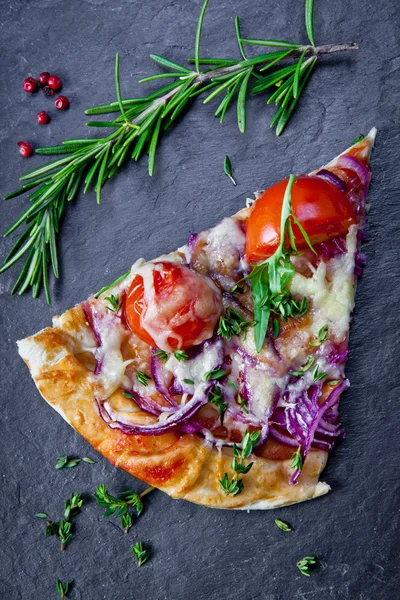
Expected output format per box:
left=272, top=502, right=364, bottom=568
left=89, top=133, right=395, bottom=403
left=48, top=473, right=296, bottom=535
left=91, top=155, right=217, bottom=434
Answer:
left=2, top=0, right=358, bottom=302
left=217, top=308, right=255, bottom=340
left=55, top=455, right=95, bottom=469
left=220, top=430, right=261, bottom=496
left=35, top=493, right=84, bottom=550
left=297, top=555, right=317, bottom=576
left=245, top=174, right=314, bottom=352
left=105, top=294, right=122, bottom=314
left=131, top=542, right=150, bottom=566
left=93, top=485, right=154, bottom=533
left=208, top=384, right=228, bottom=423
left=56, top=580, right=70, bottom=599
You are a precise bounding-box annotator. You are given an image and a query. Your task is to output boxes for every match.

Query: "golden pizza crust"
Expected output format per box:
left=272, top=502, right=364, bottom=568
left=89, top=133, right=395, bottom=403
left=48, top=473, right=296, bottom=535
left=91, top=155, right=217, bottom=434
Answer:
left=18, top=305, right=329, bottom=508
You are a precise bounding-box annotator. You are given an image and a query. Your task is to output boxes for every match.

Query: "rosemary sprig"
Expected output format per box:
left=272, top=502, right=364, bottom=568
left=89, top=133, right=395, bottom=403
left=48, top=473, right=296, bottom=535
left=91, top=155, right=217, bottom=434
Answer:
left=220, top=430, right=261, bottom=496
left=93, top=485, right=154, bottom=533
left=131, top=541, right=150, bottom=567
left=56, top=580, right=70, bottom=599
left=2, top=0, right=358, bottom=302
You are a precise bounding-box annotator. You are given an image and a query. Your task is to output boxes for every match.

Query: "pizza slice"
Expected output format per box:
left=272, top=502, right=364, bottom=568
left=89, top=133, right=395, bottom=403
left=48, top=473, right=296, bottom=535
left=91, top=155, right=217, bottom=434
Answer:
left=18, top=128, right=376, bottom=509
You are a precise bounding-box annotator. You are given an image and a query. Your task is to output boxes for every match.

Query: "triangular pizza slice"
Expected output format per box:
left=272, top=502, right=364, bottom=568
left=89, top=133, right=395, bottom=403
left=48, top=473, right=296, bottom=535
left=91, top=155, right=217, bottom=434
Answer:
left=18, top=128, right=376, bottom=509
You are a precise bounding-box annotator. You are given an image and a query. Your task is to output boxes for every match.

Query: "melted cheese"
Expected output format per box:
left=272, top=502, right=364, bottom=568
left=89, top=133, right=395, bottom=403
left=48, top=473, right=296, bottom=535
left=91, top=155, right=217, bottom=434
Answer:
left=290, top=226, right=357, bottom=340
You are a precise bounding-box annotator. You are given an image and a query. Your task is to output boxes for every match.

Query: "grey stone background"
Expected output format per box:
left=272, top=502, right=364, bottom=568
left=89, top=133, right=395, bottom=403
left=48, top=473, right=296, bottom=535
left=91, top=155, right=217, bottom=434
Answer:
left=0, top=1, right=399, bottom=599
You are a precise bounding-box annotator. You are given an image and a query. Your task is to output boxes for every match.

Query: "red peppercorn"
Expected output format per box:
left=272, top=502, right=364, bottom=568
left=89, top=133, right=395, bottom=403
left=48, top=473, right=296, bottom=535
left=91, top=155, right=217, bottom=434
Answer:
left=17, top=141, right=33, bottom=157
left=42, top=86, right=55, bottom=97
left=37, top=111, right=51, bottom=125
left=55, top=95, right=69, bottom=110
left=39, top=72, right=50, bottom=86
left=47, top=75, right=62, bottom=90
left=23, top=77, right=37, bottom=93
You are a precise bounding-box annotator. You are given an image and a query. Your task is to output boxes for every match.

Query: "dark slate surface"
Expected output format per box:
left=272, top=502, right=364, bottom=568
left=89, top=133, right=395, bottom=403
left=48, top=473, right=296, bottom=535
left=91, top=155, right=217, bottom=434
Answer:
left=0, top=1, right=399, bottom=598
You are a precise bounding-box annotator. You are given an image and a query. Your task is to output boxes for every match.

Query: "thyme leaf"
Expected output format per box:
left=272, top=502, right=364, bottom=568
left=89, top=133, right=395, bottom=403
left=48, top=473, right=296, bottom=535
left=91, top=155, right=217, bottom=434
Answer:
left=224, top=155, right=236, bottom=186
left=217, top=308, right=255, bottom=340
left=136, top=371, right=152, bottom=386
left=93, top=485, right=154, bottom=533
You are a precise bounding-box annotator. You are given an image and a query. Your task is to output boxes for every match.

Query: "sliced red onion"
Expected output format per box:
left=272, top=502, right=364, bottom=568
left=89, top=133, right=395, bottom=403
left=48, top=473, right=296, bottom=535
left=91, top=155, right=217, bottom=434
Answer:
left=337, top=155, right=371, bottom=196
left=97, top=386, right=210, bottom=435
left=315, top=169, right=347, bottom=193
left=150, top=349, right=179, bottom=406
left=317, top=237, right=347, bottom=261
left=285, top=380, right=349, bottom=484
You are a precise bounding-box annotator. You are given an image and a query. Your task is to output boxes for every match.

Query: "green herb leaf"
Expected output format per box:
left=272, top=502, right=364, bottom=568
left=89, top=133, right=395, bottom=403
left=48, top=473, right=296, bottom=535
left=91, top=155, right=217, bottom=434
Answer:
left=174, top=350, right=189, bottom=361
left=153, top=349, right=169, bottom=362
left=309, top=324, right=329, bottom=346
left=35, top=512, right=50, bottom=519
left=203, top=368, right=228, bottom=382
left=56, top=456, right=81, bottom=470
left=93, top=485, right=152, bottom=532
left=131, top=541, right=150, bottom=566
left=194, top=0, right=209, bottom=73
left=312, top=363, right=328, bottom=382
left=327, top=379, right=341, bottom=386
left=304, top=0, right=316, bottom=46
left=224, top=155, right=236, bottom=186
left=136, top=371, right=152, bottom=386
left=237, top=393, right=249, bottom=414
left=297, top=555, right=317, bottom=576
left=82, top=457, right=95, bottom=464
left=274, top=518, right=293, bottom=532
left=183, top=378, right=194, bottom=385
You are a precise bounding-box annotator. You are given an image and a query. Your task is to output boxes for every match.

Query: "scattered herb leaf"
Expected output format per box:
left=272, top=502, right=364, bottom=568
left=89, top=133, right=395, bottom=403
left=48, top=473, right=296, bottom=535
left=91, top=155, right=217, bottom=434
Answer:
left=136, top=371, right=152, bottom=386
left=208, top=385, right=228, bottom=423
left=309, top=324, right=329, bottom=346
left=224, top=155, right=236, bottom=186
left=154, top=349, right=169, bottom=362
left=174, top=350, right=189, bottom=361
left=275, top=518, right=293, bottom=532
left=203, top=368, right=228, bottom=382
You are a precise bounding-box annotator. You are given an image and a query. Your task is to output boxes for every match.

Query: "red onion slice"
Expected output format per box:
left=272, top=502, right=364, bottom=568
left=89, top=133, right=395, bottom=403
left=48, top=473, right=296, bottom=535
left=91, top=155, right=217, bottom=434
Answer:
left=337, top=155, right=371, bottom=196
left=315, top=169, right=347, bottom=193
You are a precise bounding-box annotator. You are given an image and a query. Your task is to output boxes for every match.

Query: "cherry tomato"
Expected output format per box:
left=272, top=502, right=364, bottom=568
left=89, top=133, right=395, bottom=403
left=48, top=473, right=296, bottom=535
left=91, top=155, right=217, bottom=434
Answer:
left=245, top=175, right=356, bottom=263
left=124, top=262, right=222, bottom=350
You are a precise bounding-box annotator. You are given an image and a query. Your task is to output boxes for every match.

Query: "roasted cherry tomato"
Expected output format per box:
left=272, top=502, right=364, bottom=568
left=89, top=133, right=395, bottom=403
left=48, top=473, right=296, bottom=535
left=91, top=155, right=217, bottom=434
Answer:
left=124, top=262, right=222, bottom=350
left=245, top=175, right=356, bottom=263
